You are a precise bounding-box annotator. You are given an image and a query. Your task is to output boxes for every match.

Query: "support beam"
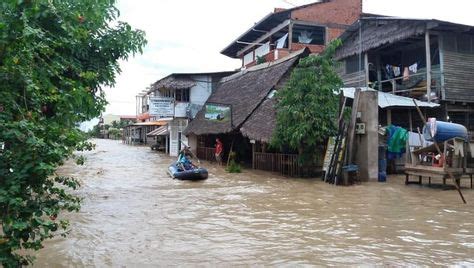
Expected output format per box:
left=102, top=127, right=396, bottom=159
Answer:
left=237, top=19, right=291, bottom=57
left=387, top=109, right=392, bottom=125
left=288, top=22, right=293, bottom=50
left=425, top=31, right=432, bottom=102
left=364, top=53, right=369, bottom=87
left=376, top=54, right=382, bottom=91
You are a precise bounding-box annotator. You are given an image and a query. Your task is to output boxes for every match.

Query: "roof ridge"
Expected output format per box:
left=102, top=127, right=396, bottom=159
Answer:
left=220, top=48, right=307, bottom=83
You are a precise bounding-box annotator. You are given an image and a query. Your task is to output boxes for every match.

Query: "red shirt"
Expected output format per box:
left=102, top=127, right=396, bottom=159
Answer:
left=215, top=141, right=223, bottom=155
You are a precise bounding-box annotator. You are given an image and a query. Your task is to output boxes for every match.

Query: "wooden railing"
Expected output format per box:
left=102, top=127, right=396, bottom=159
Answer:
left=375, top=71, right=442, bottom=100
left=253, top=152, right=300, bottom=177
left=197, top=147, right=215, bottom=162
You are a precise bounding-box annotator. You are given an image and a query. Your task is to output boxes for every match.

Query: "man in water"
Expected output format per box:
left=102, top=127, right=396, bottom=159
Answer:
left=215, top=138, right=223, bottom=165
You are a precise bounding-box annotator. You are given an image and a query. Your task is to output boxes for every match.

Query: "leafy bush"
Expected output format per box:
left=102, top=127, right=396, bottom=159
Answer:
left=226, top=160, right=242, bottom=173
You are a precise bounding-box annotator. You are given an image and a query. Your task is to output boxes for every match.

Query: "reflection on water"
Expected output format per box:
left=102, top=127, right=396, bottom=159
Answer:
left=34, top=139, right=474, bottom=266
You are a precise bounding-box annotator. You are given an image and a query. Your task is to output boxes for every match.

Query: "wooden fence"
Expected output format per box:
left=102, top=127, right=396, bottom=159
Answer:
left=197, top=147, right=215, bottom=162
left=253, top=152, right=301, bottom=177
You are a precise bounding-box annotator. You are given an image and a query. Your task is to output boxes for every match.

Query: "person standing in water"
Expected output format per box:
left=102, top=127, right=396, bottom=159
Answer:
left=215, top=138, right=223, bottom=165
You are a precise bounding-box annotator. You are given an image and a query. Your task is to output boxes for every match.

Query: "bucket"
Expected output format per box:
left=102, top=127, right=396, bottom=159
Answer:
left=423, top=120, right=468, bottom=142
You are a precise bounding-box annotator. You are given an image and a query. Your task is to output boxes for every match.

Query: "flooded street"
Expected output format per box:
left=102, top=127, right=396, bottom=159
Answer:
left=34, top=139, right=473, bottom=266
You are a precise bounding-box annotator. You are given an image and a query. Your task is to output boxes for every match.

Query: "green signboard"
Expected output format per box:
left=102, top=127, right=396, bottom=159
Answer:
left=204, top=104, right=231, bottom=122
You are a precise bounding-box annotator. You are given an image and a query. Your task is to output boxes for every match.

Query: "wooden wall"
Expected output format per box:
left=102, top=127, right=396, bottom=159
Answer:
left=340, top=70, right=365, bottom=87
left=443, top=50, right=474, bottom=102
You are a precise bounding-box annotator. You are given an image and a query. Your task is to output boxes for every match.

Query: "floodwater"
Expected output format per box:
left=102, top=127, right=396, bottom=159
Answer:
left=34, top=139, right=473, bottom=266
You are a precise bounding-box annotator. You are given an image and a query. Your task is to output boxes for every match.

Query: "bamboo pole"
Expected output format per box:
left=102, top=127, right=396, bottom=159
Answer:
left=412, top=99, right=466, bottom=204
left=226, top=136, right=235, bottom=167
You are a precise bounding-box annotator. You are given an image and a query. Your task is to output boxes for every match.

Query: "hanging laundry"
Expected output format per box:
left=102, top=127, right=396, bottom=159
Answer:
left=409, top=63, right=418, bottom=73
left=403, top=67, right=409, bottom=81
left=385, top=64, right=393, bottom=78
left=392, top=66, right=401, bottom=77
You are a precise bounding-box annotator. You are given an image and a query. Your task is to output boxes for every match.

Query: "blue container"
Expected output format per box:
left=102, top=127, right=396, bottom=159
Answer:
left=378, top=171, right=387, bottom=182
left=423, top=121, right=468, bottom=142
left=378, top=159, right=387, bottom=172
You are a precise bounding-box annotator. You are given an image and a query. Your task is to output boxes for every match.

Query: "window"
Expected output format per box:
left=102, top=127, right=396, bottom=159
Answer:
left=175, top=88, right=190, bottom=102
left=345, top=55, right=364, bottom=74
left=292, top=24, right=325, bottom=45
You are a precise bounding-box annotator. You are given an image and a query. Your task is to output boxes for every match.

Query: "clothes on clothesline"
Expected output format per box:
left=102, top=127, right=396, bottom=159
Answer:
left=385, top=62, right=419, bottom=80
left=409, top=62, right=418, bottom=73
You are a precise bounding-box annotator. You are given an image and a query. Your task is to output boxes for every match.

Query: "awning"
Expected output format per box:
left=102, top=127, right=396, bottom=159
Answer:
left=147, top=125, right=169, bottom=136
left=341, top=87, right=440, bottom=108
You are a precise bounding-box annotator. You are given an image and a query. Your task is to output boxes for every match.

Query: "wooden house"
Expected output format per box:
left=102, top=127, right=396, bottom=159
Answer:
left=335, top=16, right=474, bottom=134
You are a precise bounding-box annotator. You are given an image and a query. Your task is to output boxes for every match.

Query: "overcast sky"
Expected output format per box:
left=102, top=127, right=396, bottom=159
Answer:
left=103, top=0, right=474, bottom=116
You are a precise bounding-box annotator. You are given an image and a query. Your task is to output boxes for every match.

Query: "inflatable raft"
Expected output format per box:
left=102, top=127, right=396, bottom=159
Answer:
left=168, top=162, right=208, bottom=180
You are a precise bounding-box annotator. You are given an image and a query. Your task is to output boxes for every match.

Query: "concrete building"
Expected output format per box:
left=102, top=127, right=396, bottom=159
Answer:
left=131, top=72, right=234, bottom=156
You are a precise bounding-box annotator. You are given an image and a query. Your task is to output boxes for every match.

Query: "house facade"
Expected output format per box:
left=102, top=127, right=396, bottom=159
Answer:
left=129, top=72, right=234, bottom=156
left=335, top=17, right=474, bottom=134
left=221, top=0, right=362, bottom=68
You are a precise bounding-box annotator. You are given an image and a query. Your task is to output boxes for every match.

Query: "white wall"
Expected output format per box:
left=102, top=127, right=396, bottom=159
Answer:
left=187, top=134, right=198, bottom=156
left=168, top=119, right=188, bottom=157
left=189, top=75, right=212, bottom=106
left=174, top=102, right=188, bottom=117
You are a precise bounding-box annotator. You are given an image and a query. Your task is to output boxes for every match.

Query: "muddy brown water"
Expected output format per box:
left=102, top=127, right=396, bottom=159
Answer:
left=33, top=139, right=473, bottom=266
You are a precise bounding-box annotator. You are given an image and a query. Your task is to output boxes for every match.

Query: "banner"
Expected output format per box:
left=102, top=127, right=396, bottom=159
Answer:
left=149, top=97, right=174, bottom=117
left=204, top=104, right=231, bottom=122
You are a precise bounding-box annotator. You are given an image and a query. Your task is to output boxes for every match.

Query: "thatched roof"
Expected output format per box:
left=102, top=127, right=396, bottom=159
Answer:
left=335, top=18, right=428, bottom=60
left=150, top=74, right=196, bottom=92
left=184, top=49, right=308, bottom=136
left=240, top=98, right=277, bottom=143
left=335, top=17, right=474, bottom=60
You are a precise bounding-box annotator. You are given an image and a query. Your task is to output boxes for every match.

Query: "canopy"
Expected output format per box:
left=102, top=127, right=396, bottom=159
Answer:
left=341, top=87, right=440, bottom=108
left=146, top=125, right=169, bottom=136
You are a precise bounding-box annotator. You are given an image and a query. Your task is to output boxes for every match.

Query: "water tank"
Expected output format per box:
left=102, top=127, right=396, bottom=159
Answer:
left=423, top=120, right=468, bottom=142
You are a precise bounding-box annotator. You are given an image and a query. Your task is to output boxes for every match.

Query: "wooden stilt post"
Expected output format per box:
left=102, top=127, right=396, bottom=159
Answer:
left=425, top=31, right=432, bottom=103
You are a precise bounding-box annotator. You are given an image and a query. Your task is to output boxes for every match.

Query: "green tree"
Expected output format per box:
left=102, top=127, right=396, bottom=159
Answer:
left=271, top=40, right=342, bottom=164
left=0, top=0, right=146, bottom=266
left=108, top=127, right=121, bottom=139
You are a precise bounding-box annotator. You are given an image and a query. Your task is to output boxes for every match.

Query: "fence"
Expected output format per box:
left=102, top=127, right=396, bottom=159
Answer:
left=197, top=147, right=215, bottom=162
left=253, top=152, right=301, bottom=177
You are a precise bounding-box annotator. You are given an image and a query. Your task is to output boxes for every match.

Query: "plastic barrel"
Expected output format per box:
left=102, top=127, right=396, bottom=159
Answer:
left=423, top=121, right=468, bottom=142
left=378, top=159, right=387, bottom=182
left=378, top=171, right=387, bottom=182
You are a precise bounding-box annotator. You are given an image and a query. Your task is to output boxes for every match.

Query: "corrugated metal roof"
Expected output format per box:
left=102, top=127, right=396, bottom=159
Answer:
left=146, top=125, right=169, bottom=136
left=341, top=87, right=440, bottom=108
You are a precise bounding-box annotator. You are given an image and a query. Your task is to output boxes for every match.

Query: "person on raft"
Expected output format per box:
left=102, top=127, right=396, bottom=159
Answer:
left=177, top=146, right=199, bottom=170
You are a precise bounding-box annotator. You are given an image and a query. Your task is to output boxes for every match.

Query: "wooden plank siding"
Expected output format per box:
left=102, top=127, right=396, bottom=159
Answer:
left=253, top=152, right=300, bottom=177
left=443, top=50, right=474, bottom=102
left=340, top=70, right=365, bottom=87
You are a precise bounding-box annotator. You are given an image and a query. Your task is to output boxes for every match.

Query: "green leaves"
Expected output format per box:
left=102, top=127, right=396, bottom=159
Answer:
left=272, top=40, right=342, bottom=165
left=0, top=0, right=146, bottom=265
